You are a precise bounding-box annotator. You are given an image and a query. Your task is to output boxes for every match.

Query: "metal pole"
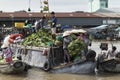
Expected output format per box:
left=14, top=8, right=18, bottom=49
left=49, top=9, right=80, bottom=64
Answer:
left=29, top=0, right=31, bottom=9
left=40, top=0, right=43, bottom=12
left=90, top=0, right=93, bottom=12
left=45, top=0, right=50, bottom=18
left=28, top=0, right=31, bottom=12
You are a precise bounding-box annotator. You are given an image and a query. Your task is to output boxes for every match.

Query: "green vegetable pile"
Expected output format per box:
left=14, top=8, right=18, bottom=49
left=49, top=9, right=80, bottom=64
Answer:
left=21, top=28, right=54, bottom=47
left=68, top=38, right=86, bottom=58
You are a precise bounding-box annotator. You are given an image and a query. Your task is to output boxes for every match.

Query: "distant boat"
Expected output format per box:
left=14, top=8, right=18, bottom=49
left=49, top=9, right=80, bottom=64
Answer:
left=90, top=25, right=108, bottom=30
left=115, top=27, right=120, bottom=31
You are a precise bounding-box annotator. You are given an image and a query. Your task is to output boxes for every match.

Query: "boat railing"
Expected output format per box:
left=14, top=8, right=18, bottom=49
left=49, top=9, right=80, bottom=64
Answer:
left=10, top=44, right=64, bottom=69
left=47, top=46, right=64, bottom=68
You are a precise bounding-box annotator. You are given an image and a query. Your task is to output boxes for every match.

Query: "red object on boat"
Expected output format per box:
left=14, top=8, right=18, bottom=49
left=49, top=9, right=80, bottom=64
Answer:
left=42, top=48, right=48, bottom=56
left=8, top=34, right=23, bottom=43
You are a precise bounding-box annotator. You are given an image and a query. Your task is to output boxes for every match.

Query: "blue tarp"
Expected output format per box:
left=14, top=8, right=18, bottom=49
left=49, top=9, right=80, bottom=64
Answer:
left=57, top=25, right=72, bottom=29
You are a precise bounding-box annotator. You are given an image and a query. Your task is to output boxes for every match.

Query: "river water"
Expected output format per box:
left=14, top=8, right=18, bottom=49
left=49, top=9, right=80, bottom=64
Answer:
left=0, top=40, right=120, bottom=80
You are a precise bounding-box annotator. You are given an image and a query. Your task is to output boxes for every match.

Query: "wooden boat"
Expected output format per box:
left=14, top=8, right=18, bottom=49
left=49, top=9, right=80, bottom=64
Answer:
left=0, top=60, right=26, bottom=74
left=43, top=49, right=97, bottom=74
left=10, top=44, right=97, bottom=74
left=97, top=43, right=120, bottom=73
left=99, top=59, right=120, bottom=73
left=11, top=44, right=120, bottom=74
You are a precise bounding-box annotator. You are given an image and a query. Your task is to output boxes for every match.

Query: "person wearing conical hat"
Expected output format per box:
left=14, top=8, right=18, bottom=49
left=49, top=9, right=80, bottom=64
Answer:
left=0, top=33, right=23, bottom=62
left=63, top=32, right=72, bottom=64
left=1, top=36, right=13, bottom=63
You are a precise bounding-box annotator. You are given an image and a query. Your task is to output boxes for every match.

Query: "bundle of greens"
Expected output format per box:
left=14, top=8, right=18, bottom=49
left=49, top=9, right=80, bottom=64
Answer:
left=22, top=28, right=54, bottom=47
left=68, top=38, right=86, bottom=58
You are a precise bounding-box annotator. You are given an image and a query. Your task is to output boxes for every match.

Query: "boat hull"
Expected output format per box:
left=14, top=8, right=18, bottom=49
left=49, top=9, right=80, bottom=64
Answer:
left=0, top=60, right=26, bottom=74
left=50, top=61, right=96, bottom=74
left=99, top=59, right=120, bottom=73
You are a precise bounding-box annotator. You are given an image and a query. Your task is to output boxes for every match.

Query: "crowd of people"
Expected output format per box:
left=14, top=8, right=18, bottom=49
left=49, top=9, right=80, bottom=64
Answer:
left=33, top=11, right=57, bottom=34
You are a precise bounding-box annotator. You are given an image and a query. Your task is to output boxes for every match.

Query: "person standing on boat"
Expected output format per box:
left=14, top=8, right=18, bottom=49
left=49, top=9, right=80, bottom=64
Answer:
left=97, top=43, right=108, bottom=62
left=78, top=33, right=91, bottom=47
left=0, top=33, right=23, bottom=62
left=78, top=33, right=90, bottom=59
left=96, top=43, right=109, bottom=71
left=63, top=32, right=72, bottom=63
left=35, top=16, right=46, bottom=31
left=1, top=44, right=13, bottom=63
left=50, top=11, right=57, bottom=35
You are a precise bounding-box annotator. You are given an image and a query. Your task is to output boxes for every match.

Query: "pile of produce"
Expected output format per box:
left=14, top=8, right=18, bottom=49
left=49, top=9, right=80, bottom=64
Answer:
left=71, top=34, right=77, bottom=40
left=21, top=28, right=54, bottom=47
left=68, top=38, right=86, bottom=58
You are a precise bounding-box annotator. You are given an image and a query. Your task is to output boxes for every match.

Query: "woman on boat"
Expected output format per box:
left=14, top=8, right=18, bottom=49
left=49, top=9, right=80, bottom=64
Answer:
left=0, top=33, right=23, bottom=62
left=1, top=44, right=13, bottom=63
left=77, top=33, right=91, bottom=60
left=63, top=32, right=72, bottom=64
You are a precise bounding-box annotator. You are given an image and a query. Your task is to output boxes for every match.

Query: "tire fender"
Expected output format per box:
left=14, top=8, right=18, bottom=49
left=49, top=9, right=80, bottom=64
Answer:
left=43, top=61, right=51, bottom=71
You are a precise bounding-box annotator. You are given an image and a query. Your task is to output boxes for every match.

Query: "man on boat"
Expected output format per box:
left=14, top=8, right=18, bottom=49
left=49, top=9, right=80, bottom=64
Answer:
left=35, top=16, right=46, bottom=32
left=96, top=43, right=108, bottom=71
left=107, top=46, right=118, bottom=59
left=97, top=43, right=108, bottom=62
left=50, top=11, right=57, bottom=35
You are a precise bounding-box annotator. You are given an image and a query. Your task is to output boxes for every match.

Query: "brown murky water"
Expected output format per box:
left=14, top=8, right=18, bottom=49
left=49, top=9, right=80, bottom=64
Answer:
left=1, top=69, right=120, bottom=80
left=0, top=41, right=120, bottom=80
